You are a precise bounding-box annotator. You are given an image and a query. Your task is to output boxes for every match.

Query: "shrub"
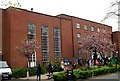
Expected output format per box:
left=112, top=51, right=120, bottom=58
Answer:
left=108, top=66, right=117, bottom=73
left=53, top=71, right=67, bottom=81
left=78, top=70, right=92, bottom=79
left=41, top=65, right=48, bottom=74
left=29, top=67, right=36, bottom=76
left=53, top=64, right=64, bottom=72
left=53, top=65, right=120, bottom=81
left=117, top=65, right=120, bottom=71
left=12, top=68, right=27, bottom=78
left=12, top=65, right=48, bottom=78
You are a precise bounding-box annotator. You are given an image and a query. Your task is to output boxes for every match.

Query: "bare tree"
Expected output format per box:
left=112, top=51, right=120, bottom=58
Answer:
left=1, top=0, right=21, bottom=8
left=101, top=0, right=120, bottom=31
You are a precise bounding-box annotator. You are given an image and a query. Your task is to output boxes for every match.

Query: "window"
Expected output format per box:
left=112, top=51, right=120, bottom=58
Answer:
left=97, top=28, right=100, bottom=32
left=76, top=23, right=80, bottom=28
left=103, top=29, right=106, bottom=33
left=27, top=23, right=36, bottom=67
left=27, top=23, right=36, bottom=39
left=54, top=28, right=61, bottom=62
left=77, top=33, right=81, bottom=43
left=91, top=26, right=94, bottom=32
left=41, top=25, right=49, bottom=63
left=78, top=48, right=82, bottom=59
left=28, top=52, right=36, bottom=67
left=84, top=25, right=88, bottom=30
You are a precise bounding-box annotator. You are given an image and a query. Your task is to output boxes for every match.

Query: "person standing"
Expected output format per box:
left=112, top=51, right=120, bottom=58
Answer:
left=48, top=63, right=53, bottom=75
left=36, top=64, right=41, bottom=81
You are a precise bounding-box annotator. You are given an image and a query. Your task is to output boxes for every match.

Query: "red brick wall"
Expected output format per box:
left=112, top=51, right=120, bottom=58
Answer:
left=112, top=32, right=120, bottom=61
left=2, top=9, right=11, bottom=65
left=60, top=19, right=73, bottom=59
left=0, top=9, right=2, bottom=55
left=3, top=8, right=62, bottom=67
left=72, top=17, right=112, bottom=59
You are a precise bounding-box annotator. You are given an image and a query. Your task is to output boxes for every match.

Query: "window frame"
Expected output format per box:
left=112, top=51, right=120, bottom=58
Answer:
left=84, top=25, right=88, bottom=30
left=76, top=23, right=80, bottom=29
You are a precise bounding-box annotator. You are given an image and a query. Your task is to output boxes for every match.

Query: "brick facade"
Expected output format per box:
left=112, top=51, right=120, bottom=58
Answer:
left=0, top=7, right=112, bottom=68
left=112, top=31, right=120, bottom=61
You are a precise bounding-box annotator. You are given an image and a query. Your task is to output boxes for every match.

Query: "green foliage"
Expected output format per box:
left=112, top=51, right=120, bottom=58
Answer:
left=41, top=65, right=48, bottom=74
left=11, top=65, right=48, bottom=78
left=53, top=65, right=120, bottom=81
left=12, top=68, right=27, bottom=78
left=53, top=71, right=67, bottom=81
left=108, top=66, right=117, bottom=73
left=53, top=63, right=64, bottom=72
left=29, top=67, right=36, bottom=76
left=78, top=71, right=92, bottom=79
left=117, top=65, right=120, bottom=71
left=12, top=63, right=64, bottom=78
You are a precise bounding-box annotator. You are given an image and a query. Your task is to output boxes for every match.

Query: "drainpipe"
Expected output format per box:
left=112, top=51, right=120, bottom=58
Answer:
left=71, top=17, right=74, bottom=58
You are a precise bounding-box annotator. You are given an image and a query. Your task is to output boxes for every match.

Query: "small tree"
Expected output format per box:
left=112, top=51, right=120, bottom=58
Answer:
left=17, top=39, right=38, bottom=79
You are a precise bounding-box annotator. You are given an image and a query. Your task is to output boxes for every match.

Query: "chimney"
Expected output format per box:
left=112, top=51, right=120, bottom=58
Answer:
left=31, top=8, right=33, bottom=11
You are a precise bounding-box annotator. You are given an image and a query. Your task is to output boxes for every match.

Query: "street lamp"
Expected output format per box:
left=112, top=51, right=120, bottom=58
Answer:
left=0, top=51, right=2, bottom=61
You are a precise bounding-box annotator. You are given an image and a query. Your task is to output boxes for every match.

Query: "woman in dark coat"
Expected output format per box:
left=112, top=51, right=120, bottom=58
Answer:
left=48, top=63, right=53, bottom=75
left=36, top=64, right=41, bottom=81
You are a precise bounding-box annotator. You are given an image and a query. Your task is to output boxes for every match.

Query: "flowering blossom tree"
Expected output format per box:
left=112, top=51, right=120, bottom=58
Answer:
left=79, top=30, right=116, bottom=65
left=16, top=39, right=39, bottom=79
left=17, top=39, right=38, bottom=62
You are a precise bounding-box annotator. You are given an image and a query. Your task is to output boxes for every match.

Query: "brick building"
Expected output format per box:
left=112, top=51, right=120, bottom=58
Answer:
left=112, top=31, right=120, bottom=61
left=0, top=7, right=112, bottom=68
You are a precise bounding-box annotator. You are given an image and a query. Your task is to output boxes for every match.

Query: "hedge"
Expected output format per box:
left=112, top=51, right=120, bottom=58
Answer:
left=11, top=66, right=47, bottom=78
left=53, top=65, right=120, bottom=81
left=53, top=71, right=67, bottom=81
left=12, top=63, right=63, bottom=78
left=12, top=68, right=27, bottom=78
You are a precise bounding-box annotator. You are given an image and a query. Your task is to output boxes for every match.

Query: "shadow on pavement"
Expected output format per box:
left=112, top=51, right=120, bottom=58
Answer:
left=2, top=78, right=54, bottom=81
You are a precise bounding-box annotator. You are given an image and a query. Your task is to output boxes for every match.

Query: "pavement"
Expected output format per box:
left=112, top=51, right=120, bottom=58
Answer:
left=20, top=73, right=56, bottom=81
left=19, top=72, right=120, bottom=81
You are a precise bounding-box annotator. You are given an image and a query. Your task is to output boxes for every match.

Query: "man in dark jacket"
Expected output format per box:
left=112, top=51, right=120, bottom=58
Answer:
left=36, top=64, right=41, bottom=81
left=48, top=63, right=53, bottom=75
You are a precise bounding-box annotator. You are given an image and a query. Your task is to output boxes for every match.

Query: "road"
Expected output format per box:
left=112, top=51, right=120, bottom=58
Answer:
left=80, top=72, right=120, bottom=81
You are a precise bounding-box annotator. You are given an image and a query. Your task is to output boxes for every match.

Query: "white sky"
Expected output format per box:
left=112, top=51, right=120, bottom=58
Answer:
left=0, top=0, right=119, bottom=31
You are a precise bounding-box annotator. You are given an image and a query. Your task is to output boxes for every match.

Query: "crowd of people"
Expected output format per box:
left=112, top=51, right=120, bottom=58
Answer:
left=35, top=53, right=118, bottom=80
left=60, top=53, right=119, bottom=70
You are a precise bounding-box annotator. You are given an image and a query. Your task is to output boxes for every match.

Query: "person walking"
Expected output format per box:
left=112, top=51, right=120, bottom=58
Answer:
left=48, top=63, right=53, bottom=75
left=36, top=64, right=41, bottom=81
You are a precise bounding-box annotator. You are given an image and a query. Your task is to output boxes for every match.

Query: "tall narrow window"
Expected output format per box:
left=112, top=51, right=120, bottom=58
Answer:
left=97, top=28, right=100, bottom=32
left=91, top=26, right=94, bottom=32
left=41, top=25, right=49, bottom=63
left=84, top=25, right=88, bottom=30
left=54, top=28, right=61, bottom=62
left=78, top=48, right=82, bottom=59
left=27, top=23, right=36, bottom=67
left=77, top=33, right=81, bottom=44
left=27, top=23, right=36, bottom=39
left=76, top=23, right=80, bottom=28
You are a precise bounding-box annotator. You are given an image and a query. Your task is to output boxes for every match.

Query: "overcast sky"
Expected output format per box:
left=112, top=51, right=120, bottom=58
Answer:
left=0, top=0, right=119, bottom=31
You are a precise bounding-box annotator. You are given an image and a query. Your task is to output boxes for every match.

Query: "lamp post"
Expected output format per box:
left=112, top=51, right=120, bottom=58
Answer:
left=0, top=51, right=2, bottom=61
left=118, top=1, right=120, bottom=31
